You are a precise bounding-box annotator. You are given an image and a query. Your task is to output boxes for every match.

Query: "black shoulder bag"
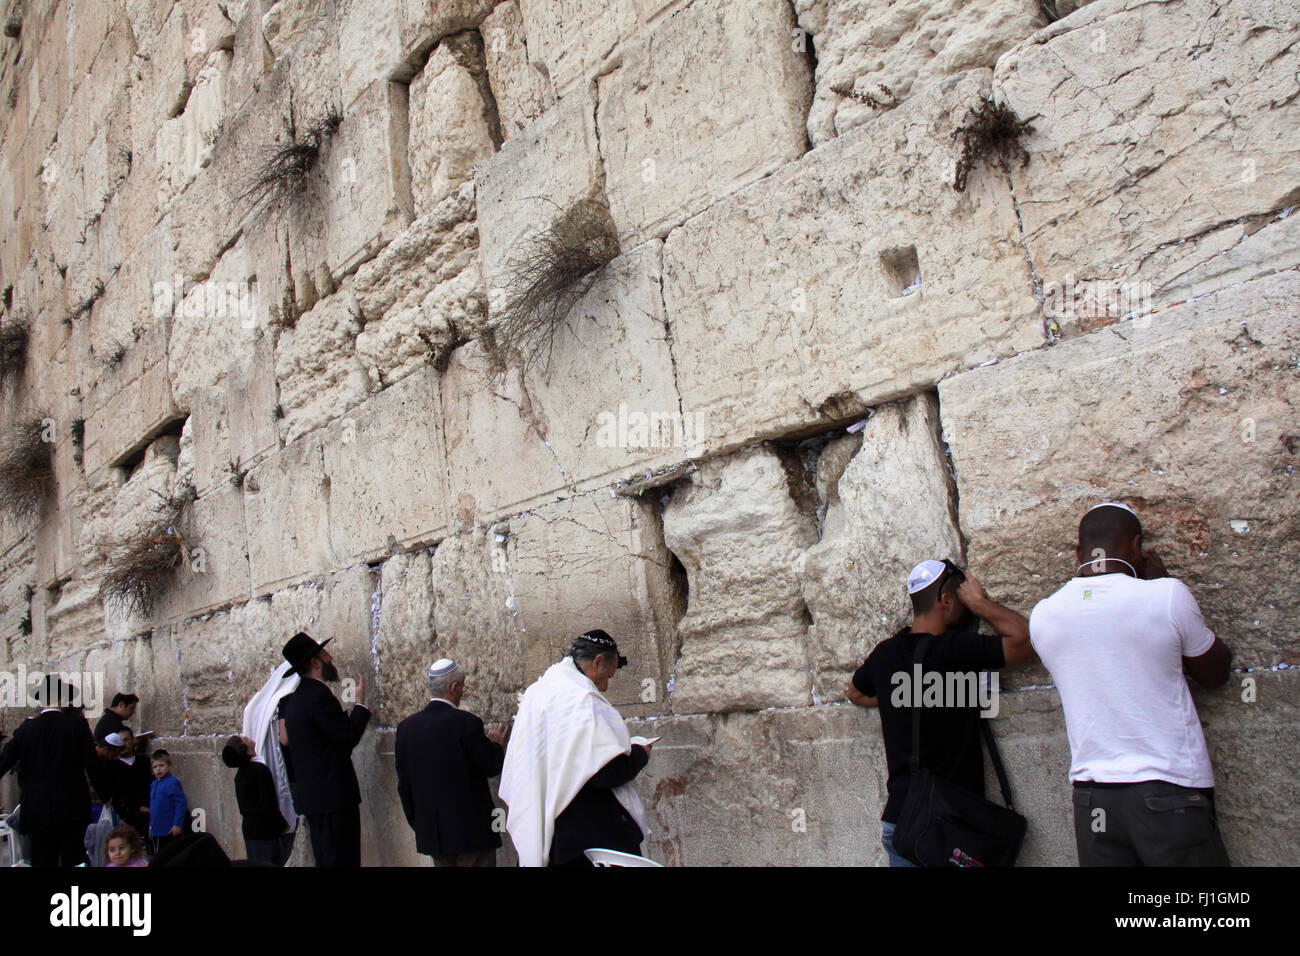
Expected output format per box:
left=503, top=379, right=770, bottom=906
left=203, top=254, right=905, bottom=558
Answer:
left=891, top=635, right=1028, bottom=867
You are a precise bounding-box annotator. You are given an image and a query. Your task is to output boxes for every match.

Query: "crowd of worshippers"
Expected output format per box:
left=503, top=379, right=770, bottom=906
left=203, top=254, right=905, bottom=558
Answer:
left=0, top=502, right=1233, bottom=867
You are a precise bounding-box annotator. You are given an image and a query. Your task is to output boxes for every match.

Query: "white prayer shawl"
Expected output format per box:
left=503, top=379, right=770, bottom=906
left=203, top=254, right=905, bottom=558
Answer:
left=500, top=657, right=647, bottom=867
left=241, top=661, right=301, bottom=832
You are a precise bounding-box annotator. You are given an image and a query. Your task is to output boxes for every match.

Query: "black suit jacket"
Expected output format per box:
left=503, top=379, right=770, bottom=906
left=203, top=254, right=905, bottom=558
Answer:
left=0, top=709, right=103, bottom=832
left=281, top=679, right=370, bottom=815
left=395, top=701, right=504, bottom=857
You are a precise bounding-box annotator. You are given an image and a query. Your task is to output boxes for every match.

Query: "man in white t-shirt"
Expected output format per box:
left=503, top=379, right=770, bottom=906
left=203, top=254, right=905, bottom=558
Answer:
left=1029, top=502, right=1232, bottom=866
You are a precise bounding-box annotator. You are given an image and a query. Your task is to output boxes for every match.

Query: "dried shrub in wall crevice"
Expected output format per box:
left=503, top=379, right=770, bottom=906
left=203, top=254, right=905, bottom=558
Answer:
left=0, top=318, right=30, bottom=385
left=951, top=98, right=1033, bottom=192
left=98, top=487, right=199, bottom=618
left=0, top=417, right=54, bottom=524
left=491, top=197, right=621, bottom=374
left=235, top=106, right=343, bottom=221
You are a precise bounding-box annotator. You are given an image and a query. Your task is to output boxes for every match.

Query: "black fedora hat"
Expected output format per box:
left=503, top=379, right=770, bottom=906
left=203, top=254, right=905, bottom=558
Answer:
left=31, top=674, right=79, bottom=707
left=282, top=632, right=332, bottom=675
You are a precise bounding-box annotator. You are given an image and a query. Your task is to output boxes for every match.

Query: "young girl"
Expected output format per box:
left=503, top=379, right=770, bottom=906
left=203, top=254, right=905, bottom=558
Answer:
left=105, top=824, right=148, bottom=867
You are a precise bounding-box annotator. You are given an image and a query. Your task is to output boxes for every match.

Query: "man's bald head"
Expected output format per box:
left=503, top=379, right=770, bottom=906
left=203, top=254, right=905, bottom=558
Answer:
left=1077, top=503, right=1143, bottom=570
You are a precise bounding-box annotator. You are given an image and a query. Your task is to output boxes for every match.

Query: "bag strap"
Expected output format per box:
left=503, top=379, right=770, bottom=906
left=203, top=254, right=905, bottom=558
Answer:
left=907, top=634, right=932, bottom=773
left=980, top=705, right=1017, bottom=811
left=908, top=633, right=1018, bottom=812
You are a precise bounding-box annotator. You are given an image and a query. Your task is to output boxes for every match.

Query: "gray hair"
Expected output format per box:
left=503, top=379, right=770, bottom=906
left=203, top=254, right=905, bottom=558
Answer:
left=428, top=662, right=465, bottom=699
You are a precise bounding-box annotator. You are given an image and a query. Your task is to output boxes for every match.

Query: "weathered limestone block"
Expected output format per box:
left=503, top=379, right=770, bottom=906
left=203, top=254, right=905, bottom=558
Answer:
left=127, top=4, right=197, bottom=171
left=995, top=0, right=1300, bottom=318
left=352, top=181, right=485, bottom=387
left=174, top=481, right=253, bottom=618
left=373, top=550, right=437, bottom=726
left=168, top=236, right=260, bottom=411
left=663, top=446, right=818, bottom=713
left=322, top=366, right=450, bottom=563
left=224, top=0, right=275, bottom=118
left=408, top=32, right=499, bottom=217
left=475, top=86, right=602, bottom=302
left=43, top=579, right=106, bottom=663
left=267, top=566, right=379, bottom=702
left=509, top=491, right=683, bottom=717
left=242, top=433, right=331, bottom=595
left=441, top=241, right=686, bottom=527
left=133, top=627, right=185, bottom=736
left=481, top=0, right=554, bottom=140
left=628, top=705, right=887, bottom=865
left=797, top=0, right=1045, bottom=146
left=802, top=394, right=964, bottom=702
left=662, top=70, right=1042, bottom=458
left=1199, top=669, right=1300, bottom=865
left=190, top=332, right=279, bottom=499
left=285, top=0, right=343, bottom=133
left=273, top=287, right=370, bottom=445
left=167, top=611, right=240, bottom=734
left=939, top=273, right=1300, bottom=668
left=337, top=0, right=410, bottom=111
left=285, top=78, right=414, bottom=291
left=518, top=0, right=681, bottom=101
left=398, top=0, right=495, bottom=64
left=82, top=321, right=180, bottom=478
left=261, top=0, right=321, bottom=61
left=597, top=0, right=814, bottom=244
left=180, top=0, right=239, bottom=78
left=155, top=50, right=233, bottom=206
left=430, top=528, right=525, bottom=724
left=170, top=61, right=291, bottom=286
left=82, top=639, right=134, bottom=716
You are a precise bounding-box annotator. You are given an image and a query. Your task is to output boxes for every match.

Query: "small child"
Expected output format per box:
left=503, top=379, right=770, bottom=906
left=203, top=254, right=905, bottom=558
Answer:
left=148, top=749, right=188, bottom=855
left=105, top=824, right=148, bottom=867
left=222, top=735, right=290, bottom=865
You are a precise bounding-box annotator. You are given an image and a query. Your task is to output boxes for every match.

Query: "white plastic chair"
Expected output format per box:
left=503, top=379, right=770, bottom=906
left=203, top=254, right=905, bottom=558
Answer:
left=584, top=848, right=663, bottom=867
left=0, top=806, right=26, bottom=867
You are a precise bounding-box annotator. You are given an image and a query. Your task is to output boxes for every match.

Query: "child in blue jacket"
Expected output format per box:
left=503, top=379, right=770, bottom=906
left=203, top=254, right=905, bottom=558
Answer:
left=149, top=749, right=188, bottom=854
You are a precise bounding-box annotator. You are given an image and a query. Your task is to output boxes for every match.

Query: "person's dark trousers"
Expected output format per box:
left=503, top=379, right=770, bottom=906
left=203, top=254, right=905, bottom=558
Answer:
left=1072, top=780, right=1230, bottom=866
left=306, top=808, right=361, bottom=867
left=278, top=830, right=296, bottom=866
left=29, top=824, right=88, bottom=867
left=244, top=837, right=285, bottom=866
left=151, top=834, right=177, bottom=857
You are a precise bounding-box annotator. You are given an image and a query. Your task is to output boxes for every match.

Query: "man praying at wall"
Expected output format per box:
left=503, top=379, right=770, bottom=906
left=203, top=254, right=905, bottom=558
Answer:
left=848, top=560, right=1035, bottom=866
left=94, top=693, right=139, bottom=745
left=395, top=659, right=508, bottom=867
left=500, top=630, right=652, bottom=867
left=1029, top=502, right=1232, bottom=866
left=280, top=632, right=370, bottom=867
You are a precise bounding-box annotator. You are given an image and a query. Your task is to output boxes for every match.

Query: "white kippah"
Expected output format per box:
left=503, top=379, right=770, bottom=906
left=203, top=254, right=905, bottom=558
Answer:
left=907, top=560, right=948, bottom=594
left=428, top=658, right=459, bottom=677
left=104, top=732, right=125, bottom=747
left=1086, top=501, right=1138, bottom=518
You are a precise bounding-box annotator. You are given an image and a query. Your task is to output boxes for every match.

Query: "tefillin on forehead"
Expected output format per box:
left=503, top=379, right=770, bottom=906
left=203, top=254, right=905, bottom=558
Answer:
left=571, top=629, right=628, bottom=668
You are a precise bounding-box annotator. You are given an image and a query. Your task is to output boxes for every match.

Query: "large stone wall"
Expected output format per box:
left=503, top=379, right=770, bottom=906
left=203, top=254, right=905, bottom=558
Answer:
left=0, top=0, right=1296, bottom=866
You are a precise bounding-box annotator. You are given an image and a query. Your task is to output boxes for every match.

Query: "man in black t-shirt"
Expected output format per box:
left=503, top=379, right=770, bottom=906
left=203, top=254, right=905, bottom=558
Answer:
left=848, top=559, right=1035, bottom=866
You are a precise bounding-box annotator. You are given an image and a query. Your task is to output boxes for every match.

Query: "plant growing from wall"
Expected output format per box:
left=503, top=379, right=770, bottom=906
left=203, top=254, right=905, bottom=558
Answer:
left=831, top=81, right=896, bottom=111
left=492, top=196, right=621, bottom=372
left=0, top=417, right=54, bottom=524
left=98, top=487, right=199, bottom=617
left=951, top=97, right=1034, bottom=192
left=236, top=105, right=343, bottom=221
left=0, top=317, right=30, bottom=385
